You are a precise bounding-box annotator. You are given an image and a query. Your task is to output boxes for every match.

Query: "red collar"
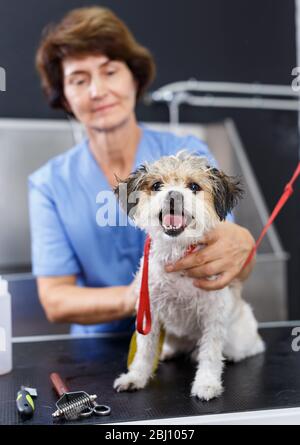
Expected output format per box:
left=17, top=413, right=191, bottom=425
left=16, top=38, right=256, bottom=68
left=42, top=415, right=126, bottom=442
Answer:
left=136, top=235, right=198, bottom=335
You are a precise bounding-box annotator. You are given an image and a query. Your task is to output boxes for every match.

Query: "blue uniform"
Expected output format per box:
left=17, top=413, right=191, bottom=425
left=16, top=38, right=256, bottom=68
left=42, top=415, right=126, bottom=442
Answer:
left=28, top=124, right=231, bottom=334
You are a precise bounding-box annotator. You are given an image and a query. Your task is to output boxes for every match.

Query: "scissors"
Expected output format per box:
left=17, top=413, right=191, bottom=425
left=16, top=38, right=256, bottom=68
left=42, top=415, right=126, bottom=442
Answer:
left=79, top=400, right=111, bottom=418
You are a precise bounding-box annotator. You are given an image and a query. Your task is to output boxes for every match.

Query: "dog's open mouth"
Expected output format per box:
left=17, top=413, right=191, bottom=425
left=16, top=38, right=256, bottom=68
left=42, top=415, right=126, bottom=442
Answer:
left=159, top=210, right=192, bottom=237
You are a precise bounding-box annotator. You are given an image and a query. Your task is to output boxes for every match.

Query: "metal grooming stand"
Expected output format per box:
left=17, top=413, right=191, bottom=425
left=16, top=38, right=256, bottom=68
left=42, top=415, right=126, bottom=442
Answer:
left=146, top=80, right=300, bottom=124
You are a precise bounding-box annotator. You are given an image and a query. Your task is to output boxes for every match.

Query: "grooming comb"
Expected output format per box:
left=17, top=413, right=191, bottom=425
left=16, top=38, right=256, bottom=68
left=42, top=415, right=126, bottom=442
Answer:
left=50, top=372, right=98, bottom=420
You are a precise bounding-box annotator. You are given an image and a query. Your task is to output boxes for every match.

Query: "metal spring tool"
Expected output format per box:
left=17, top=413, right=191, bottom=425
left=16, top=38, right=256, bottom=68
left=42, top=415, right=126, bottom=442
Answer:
left=50, top=372, right=111, bottom=420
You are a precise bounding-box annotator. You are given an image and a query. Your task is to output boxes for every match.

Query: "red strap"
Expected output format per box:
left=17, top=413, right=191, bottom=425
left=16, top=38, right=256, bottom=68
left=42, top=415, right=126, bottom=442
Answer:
left=243, top=162, right=300, bottom=269
left=185, top=244, right=197, bottom=256
left=136, top=237, right=199, bottom=335
left=136, top=235, right=152, bottom=335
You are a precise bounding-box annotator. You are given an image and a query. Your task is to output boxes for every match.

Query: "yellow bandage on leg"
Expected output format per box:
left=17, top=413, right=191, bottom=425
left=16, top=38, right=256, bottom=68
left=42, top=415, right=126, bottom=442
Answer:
left=127, top=329, right=166, bottom=373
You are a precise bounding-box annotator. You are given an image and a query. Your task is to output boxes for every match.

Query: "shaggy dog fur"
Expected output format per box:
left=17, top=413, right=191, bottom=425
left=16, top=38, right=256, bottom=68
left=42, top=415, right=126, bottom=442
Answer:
left=113, top=150, right=265, bottom=401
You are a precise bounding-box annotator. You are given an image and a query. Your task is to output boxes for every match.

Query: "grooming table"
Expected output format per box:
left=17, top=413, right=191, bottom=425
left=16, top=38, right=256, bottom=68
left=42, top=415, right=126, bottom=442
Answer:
left=0, top=325, right=300, bottom=425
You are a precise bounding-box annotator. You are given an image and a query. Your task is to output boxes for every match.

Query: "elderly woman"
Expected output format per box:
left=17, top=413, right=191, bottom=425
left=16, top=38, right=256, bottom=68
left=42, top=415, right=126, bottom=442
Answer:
left=29, top=6, right=255, bottom=335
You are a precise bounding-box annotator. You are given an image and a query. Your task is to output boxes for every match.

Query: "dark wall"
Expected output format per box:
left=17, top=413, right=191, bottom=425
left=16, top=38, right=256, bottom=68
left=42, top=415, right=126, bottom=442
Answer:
left=0, top=0, right=296, bottom=117
left=0, top=0, right=300, bottom=318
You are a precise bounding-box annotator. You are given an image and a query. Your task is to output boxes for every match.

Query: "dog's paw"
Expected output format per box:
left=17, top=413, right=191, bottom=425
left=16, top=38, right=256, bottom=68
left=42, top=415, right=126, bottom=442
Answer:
left=113, top=371, right=148, bottom=392
left=191, top=377, right=223, bottom=401
left=225, top=336, right=266, bottom=363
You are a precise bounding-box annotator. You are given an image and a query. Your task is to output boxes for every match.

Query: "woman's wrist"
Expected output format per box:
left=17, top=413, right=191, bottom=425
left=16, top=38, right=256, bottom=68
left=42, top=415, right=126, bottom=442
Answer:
left=121, top=289, right=130, bottom=317
left=121, top=284, right=137, bottom=318
left=236, top=228, right=256, bottom=281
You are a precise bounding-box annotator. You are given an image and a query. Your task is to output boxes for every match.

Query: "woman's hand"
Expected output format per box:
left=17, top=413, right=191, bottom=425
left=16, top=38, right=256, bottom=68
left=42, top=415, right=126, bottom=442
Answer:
left=164, top=222, right=256, bottom=291
left=123, top=277, right=140, bottom=316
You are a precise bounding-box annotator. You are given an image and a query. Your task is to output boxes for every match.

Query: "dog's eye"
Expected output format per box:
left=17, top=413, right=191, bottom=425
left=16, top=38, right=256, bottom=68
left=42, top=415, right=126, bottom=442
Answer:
left=151, top=181, right=163, bottom=192
left=188, top=182, right=202, bottom=193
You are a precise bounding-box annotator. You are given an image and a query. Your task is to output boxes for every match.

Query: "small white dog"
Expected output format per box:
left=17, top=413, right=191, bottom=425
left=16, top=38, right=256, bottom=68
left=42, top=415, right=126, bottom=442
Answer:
left=113, top=150, right=265, bottom=401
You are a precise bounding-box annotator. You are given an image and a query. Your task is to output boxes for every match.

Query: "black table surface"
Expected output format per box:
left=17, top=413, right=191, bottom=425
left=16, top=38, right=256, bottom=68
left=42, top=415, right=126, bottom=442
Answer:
left=1, top=326, right=300, bottom=425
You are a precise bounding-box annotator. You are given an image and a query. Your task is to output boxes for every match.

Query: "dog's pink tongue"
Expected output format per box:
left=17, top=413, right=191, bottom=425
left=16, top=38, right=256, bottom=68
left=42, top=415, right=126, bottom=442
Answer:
left=163, top=214, right=185, bottom=228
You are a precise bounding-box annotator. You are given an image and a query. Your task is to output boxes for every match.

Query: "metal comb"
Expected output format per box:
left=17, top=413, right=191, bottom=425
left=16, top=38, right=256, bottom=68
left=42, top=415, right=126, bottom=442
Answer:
left=50, top=372, right=98, bottom=420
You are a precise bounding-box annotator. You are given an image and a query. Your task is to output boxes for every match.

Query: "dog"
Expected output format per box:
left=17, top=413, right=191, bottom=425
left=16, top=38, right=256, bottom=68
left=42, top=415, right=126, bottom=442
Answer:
left=113, top=150, right=265, bottom=401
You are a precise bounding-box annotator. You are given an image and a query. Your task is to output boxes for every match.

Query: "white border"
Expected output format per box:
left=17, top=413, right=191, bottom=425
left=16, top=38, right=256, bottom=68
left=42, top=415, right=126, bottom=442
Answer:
left=12, top=320, right=300, bottom=343
left=12, top=331, right=131, bottom=343
left=110, top=407, right=300, bottom=425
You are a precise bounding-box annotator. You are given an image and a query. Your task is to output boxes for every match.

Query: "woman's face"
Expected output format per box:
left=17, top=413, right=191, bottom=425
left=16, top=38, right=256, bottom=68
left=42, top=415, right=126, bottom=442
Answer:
left=62, top=54, right=138, bottom=131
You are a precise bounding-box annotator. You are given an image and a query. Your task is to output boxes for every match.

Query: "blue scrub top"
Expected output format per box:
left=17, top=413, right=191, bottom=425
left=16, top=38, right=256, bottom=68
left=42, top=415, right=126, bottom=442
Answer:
left=28, top=124, right=230, bottom=334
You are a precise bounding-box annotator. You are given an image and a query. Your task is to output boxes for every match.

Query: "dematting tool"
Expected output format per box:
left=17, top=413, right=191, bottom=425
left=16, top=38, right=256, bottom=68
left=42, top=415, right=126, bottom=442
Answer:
left=50, top=372, right=111, bottom=421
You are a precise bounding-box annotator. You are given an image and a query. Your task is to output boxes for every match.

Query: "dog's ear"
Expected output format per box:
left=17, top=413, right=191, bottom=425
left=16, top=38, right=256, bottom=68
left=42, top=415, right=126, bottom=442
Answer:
left=208, top=167, right=244, bottom=221
left=113, top=164, right=148, bottom=217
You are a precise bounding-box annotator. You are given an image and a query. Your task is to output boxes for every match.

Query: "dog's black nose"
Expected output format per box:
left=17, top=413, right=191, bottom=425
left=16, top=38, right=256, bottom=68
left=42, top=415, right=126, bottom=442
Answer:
left=166, top=190, right=184, bottom=213
left=167, top=190, right=184, bottom=202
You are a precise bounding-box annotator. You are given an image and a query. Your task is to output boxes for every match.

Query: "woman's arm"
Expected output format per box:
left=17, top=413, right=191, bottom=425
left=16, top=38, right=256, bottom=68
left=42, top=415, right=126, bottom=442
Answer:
left=37, top=275, right=137, bottom=324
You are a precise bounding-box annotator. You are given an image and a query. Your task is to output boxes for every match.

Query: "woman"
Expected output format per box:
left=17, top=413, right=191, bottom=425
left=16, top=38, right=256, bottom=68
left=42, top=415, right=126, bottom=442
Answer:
left=29, top=6, right=255, bottom=335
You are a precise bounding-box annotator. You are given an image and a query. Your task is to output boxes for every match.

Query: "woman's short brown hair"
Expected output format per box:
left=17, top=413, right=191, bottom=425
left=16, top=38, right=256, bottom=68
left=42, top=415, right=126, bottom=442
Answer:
left=36, top=6, right=156, bottom=111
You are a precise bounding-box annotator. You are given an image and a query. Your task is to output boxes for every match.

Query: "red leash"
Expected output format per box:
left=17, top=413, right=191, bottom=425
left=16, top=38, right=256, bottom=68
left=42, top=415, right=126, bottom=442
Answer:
left=243, top=162, right=300, bottom=269
left=136, top=235, right=152, bottom=335
left=136, top=235, right=198, bottom=335
left=136, top=162, right=300, bottom=335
